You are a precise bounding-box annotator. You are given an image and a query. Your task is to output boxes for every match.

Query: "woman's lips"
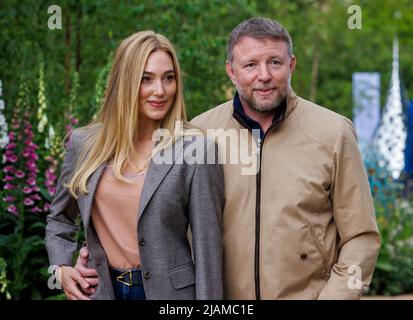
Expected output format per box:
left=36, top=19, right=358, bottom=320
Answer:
left=148, top=100, right=166, bottom=108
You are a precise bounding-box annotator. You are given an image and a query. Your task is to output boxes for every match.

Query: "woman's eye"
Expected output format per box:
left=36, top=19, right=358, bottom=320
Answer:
left=142, top=76, right=151, bottom=82
left=164, top=74, right=175, bottom=81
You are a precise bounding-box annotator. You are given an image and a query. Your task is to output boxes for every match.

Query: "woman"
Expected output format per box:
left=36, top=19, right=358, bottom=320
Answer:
left=45, top=31, right=224, bottom=300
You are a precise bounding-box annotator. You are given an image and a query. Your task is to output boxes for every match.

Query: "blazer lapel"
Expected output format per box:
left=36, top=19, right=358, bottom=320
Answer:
left=139, top=141, right=181, bottom=218
left=78, top=164, right=106, bottom=232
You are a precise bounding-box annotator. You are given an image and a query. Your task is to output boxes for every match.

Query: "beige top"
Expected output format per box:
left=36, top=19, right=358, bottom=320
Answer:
left=91, top=164, right=146, bottom=269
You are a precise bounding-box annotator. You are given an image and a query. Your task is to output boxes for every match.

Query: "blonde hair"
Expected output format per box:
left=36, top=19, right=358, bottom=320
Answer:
left=67, top=30, right=200, bottom=197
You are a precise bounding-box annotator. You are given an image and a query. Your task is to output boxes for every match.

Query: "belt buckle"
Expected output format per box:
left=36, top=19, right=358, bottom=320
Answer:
left=116, top=270, right=132, bottom=286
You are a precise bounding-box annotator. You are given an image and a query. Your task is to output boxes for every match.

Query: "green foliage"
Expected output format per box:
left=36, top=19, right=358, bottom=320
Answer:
left=365, top=154, right=413, bottom=296
left=0, top=257, right=11, bottom=300
left=369, top=198, right=413, bottom=295
left=0, top=0, right=412, bottom=299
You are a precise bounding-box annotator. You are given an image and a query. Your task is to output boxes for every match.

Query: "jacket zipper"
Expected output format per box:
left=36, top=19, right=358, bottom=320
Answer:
left=233, top=113, right=263, bottom=299
left=233, top=113, right=280, bottom=300
left=255, top=136, right=262, bottom=300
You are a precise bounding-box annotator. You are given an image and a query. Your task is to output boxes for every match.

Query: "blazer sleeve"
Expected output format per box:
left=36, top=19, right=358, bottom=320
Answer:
left=188, top=138, right=224, bottom=300
left=318, top=118, right=381, bottom=299
left=44, top=131, right=80, bottom=267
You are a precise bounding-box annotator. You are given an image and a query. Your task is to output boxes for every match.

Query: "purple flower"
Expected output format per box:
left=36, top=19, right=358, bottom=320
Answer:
left=6, top=143, right=17, bottom=149
left=3, top=196, right=15, bottom=202
left=48, top=186, right=56, bottom=196
left=28, top=153, right=39, bottom=161
left=3, top=165, right=16, bottom=173
left=7, top=205, right=18, bottom=215
left=43, top=203, right=51, bottom=212
left=32, top=186, right=40, bottom=192
left=30, top=206, right=42, bottom=213
left=26, top=160, right=36, bottom=169
left=6, top=155, right=18, bottom=163
left=24, top=198, right=34, bottom=206
left=26, top=178, right=36, bottom=186
left=4, top=183, right=14, bottom=190
left=22, top=149, right=30, bottom=157
left=23, top=186, right=32, bottom=194
left=31, top=194, right=41, bottom=201
left=8, top=132, right=15, bottom=140
left=4, top=175, right=15, bottom=181
left=15, top=170, right=25, bottom=178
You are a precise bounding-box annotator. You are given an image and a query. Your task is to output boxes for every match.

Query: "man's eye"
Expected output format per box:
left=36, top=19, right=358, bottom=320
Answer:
left=270, top=60, right=280, bottom=65
left=245, top=63, right=255, bottom=68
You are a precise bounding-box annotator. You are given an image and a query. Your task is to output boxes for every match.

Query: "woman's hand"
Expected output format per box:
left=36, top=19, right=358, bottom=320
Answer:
left=59, top=265, right=92, bottom=300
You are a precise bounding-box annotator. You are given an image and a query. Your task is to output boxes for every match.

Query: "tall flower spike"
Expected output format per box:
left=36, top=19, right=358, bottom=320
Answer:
left=37, top=60, right=48, bottom=133
left=0, top=79, right=9, bottom=149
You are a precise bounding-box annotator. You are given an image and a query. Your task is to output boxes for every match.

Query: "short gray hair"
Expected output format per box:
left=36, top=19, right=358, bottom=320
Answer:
left=227, top=17, right=293, bottom=63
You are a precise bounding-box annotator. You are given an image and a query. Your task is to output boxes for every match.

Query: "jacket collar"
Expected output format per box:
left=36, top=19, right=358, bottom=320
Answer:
left=232, top=87, right=298, bottom=138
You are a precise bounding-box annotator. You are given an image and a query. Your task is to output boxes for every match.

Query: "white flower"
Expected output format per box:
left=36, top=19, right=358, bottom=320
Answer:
left=38, top=113, right=48, bottom=133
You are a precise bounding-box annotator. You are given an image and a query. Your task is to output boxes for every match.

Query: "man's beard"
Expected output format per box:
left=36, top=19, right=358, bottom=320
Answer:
left=239, top=88, right=287, bottom=113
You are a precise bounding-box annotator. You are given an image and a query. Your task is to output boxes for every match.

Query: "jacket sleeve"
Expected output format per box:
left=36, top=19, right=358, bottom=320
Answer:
left=44, top=131, right=80, bottom=267
left=188, top=138, right=224, bottom=300
left=318, top=118, right=381, bottom=299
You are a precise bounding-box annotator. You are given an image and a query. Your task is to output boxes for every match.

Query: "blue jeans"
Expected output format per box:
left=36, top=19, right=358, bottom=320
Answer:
left=110, top=268, right=146, bottom=300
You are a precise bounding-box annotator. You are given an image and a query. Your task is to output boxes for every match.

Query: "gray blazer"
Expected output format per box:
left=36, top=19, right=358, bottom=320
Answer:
left=45, top=127, right=224, bottom=299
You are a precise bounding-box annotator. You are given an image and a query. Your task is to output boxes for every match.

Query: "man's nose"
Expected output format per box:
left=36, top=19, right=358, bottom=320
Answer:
left=257, top=65, right=271, bottom=82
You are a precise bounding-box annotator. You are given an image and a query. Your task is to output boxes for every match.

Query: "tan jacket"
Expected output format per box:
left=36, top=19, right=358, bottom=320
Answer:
left=190, top=89, right=380, bottom=299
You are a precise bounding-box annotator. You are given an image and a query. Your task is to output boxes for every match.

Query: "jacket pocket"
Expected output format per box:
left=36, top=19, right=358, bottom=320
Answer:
left=305, top=223, right=329, bottom=274
left=169, top=262, right=195, bottom=290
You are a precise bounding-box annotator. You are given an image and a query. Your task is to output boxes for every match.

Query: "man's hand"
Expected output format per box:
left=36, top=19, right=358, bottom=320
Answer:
left=73, top=246, right=99, bottom=296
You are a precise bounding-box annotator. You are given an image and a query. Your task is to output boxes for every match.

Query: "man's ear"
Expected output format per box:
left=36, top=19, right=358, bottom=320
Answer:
left=289, top=55, right=296, bottom=74
left=226, top=61, right=236, bottom=86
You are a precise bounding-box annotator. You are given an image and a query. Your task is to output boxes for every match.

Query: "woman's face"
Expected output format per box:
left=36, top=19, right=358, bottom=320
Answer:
left=139, top=50, right=177, bottom=122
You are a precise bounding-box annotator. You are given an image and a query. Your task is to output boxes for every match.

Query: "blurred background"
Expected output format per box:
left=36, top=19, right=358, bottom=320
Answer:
left=0, top=0, right=412, bottom=299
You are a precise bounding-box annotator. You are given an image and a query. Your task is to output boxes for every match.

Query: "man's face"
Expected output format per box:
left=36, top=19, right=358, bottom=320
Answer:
left=226, top=36, right=296, bottom=113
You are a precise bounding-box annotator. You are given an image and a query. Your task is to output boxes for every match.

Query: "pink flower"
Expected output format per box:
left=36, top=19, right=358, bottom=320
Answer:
left=4, top=175, right=15, bottom=181
left=31, top=194, right=41, bottom=201
left=8, top=132, right=15, bottom=140
left=43, top=203, right=51, bottom=212
left=15, top=170, right=25, bottom=178
left=6, top=143, right=17, bottom=149
left=6, top=155, right=18, bottom=163
left=3, top=196, right=15, bottom=202
left=48, top=186, right=56, bottom=196
left=26, top=160, right=36, bottom=169
left=4, top=183, right=14, bottom=190
left=22, top=149, right=30, bottom=157
left=24, top=198, right=34, bottom=206
left=28, top=153, right=39, bottom=161
left=45, top=180, right=54, bottom=187
left=23, top=186, right=32, bottom=194
left=32, top=186, right=40, bottom=192
left=30, top=206, right=42, bottom=213
left=3, top=165, right=16, bottom=173
left=7, top=205, right=18, bottom=215
left=26, top=178, right=36, bottom=186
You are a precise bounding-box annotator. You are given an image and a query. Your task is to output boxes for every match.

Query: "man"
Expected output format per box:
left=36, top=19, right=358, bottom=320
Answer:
left=74, top=17, right=380, bottom=299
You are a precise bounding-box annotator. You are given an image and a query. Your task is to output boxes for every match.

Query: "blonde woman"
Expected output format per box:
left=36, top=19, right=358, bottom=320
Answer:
left=45, top=31, right=224, bottom=300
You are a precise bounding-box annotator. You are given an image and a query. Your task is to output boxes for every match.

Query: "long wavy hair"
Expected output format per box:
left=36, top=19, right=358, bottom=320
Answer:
left=67, top=30, right=199, bottom=197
